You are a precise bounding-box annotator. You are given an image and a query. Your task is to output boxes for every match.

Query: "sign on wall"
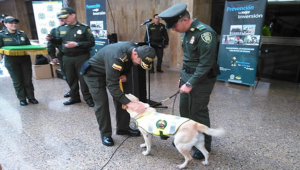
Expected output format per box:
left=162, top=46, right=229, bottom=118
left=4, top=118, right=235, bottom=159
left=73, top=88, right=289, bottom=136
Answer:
left=85, top=0, right=108, bottom=57
left=32, top=1, right=62, bottom=46
left=217, top=0, right=267, bottom=85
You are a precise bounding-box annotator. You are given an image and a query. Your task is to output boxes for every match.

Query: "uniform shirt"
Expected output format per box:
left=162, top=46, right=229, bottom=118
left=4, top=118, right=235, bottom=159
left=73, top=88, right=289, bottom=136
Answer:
left=181, top=19, right=218, bottom=85
left=144, top=22, right=169, bottom=46
left=0, top=29, right=31, bottom=50
left=47, top=25, right=65, bottom=59
left=88, top=42, right=137, bottom=105
left=136, top=112, right=189, bottom=136
left=58, top=22, right=95, bottom=53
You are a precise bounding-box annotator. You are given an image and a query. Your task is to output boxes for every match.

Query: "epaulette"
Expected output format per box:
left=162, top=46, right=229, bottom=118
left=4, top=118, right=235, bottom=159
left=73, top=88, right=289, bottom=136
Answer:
left=19, top=30, right=25, bottom=32
left=0, top=30, right=2, bottom=33
left=196, top=24, right=206, bottom=31
left=80, top=23, right=88, bottom=27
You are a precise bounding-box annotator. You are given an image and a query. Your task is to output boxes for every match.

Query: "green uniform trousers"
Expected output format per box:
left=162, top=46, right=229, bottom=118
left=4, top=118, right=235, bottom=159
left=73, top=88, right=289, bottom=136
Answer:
left=180, top=71, right=216, bottom=151
left=83, top=70, right=131, bottom=137
left=62, top=54, right=92, bottom=101
left=4, top=55, right=34, bottom=100
left=151, top=47, right=164, bottom=71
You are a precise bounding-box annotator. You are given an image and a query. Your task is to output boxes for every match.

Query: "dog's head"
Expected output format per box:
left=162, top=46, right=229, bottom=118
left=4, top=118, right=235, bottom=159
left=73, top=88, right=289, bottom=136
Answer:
left=125, top=94, right=156, bottom=118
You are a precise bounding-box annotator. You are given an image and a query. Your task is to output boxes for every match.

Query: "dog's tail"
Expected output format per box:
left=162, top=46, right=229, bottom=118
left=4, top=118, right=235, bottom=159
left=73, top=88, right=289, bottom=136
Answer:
left=197, top=123, right=225, bottom=137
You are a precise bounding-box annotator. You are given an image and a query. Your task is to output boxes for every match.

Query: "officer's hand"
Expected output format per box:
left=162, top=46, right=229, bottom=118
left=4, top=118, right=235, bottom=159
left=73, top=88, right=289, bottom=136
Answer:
left=180, top=84, right=192, bottom=94
left=119, top=75, right=127, bottom=82
left=65, top=41, right=77, bottom=48
left=45, top=34, right=52, bottom=41
left=52, top=58, right=59, bottom=64
left=126, top=102, right=147, bottom=114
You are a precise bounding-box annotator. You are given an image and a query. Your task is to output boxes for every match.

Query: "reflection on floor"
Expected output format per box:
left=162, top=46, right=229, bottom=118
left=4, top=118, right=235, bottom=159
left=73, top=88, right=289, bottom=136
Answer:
left=0, top=64, right=300, bottom=169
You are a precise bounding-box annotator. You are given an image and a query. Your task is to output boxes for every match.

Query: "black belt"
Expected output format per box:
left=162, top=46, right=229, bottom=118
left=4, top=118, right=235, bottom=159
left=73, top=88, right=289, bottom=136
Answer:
left=64, top=51, right=88, bottom=57
left=182, top=65, right=196, bottom=74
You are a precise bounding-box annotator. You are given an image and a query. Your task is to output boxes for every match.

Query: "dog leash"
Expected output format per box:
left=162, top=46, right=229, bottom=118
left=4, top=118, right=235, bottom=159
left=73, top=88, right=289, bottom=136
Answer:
left=151, top=90, right=180, bottom=107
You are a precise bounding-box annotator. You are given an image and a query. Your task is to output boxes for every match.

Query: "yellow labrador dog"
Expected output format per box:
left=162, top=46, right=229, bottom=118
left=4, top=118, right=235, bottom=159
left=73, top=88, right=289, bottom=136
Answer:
left=125, top=94, right=225, bottom=169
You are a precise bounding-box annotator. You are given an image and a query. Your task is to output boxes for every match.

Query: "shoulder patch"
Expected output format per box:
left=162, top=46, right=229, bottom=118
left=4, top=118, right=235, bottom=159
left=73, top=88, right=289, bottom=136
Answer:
left=112, top=63, right=122, bottom=71
left=197, top=25, right=206, bottom=31
left=201, top=32, right=212, bottom=44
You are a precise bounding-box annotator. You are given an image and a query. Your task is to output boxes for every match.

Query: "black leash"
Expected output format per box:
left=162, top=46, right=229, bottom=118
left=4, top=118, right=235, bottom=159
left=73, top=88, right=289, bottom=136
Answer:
left=151, top=90, right=180, bottom=107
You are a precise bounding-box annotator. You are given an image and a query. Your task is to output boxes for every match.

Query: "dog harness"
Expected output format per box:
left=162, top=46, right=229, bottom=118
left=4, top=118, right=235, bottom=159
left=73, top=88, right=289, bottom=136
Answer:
left=135, top=112, right=190, bottom=136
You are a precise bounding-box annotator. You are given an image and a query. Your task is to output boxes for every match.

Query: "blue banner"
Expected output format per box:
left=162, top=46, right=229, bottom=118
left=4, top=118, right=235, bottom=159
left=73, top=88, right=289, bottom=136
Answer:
left=217, top=0, right=267, bottom=85
left=85, top=0, right=108, bottom=57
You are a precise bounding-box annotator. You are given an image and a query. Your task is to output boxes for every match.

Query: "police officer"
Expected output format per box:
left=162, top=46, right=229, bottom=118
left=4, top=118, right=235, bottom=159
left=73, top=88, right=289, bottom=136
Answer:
left=144, top=14, right=169, bottom=73
left=57, top=7, right=95, bottom=107
left=81, top=42, right=156, bottom=146
left=0, top=16, right=38, bottom=106
left=46, top=13, right=70, bottom=97
left=159, top=3, right=219, bottom=159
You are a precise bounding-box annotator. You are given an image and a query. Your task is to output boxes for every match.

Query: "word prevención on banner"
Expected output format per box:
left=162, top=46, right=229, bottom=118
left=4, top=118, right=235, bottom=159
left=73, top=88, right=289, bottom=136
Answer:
left=86, top=4, right=106, bottom=16
left=227, top=5, right=263, bottom=19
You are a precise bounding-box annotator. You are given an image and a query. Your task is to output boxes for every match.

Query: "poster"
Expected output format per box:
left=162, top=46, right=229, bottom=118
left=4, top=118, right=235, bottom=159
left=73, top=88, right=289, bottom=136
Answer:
left=85, top=0, right=108, bottom=57
left=217, top=0, right=267, bottom=85
left=32, top=1, right=62, bottom=46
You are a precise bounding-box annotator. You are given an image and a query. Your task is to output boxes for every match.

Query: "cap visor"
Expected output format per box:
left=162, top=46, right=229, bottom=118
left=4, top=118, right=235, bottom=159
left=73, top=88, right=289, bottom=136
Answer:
left=59, top=14, right=69, bottom=19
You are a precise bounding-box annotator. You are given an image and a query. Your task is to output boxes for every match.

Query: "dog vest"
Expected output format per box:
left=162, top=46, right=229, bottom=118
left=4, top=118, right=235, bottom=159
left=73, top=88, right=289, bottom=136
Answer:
left=135, top=112, right=189, bottom=136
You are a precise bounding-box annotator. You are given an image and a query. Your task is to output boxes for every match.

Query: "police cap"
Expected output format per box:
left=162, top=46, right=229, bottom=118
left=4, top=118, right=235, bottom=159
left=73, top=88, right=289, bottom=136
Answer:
left=60, top=7, right=76, bottom=19
left=158, top=3, right=188, bottom=29
left=3, top=16, right=19, bottom=23
left=57, top=12, right=63, bottom=19
left=135, top=45, right=156, bottom=70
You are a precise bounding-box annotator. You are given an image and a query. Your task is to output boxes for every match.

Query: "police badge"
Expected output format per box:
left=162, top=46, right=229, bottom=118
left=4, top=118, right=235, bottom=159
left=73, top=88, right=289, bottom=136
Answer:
left=77, top=30, right=82, bottom=34
left=201, top=32, right=212, bottom=44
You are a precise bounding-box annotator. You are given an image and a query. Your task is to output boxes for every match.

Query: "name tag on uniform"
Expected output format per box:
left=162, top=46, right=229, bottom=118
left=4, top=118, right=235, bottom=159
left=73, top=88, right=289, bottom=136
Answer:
left=3, top=38, right=12, bottom=42
left=60, top=31, right=67, bottom=34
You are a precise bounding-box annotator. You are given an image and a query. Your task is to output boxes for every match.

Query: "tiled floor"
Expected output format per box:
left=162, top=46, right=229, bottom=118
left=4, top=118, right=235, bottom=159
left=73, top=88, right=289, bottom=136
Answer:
left=0, top=63, right=300, bottom=170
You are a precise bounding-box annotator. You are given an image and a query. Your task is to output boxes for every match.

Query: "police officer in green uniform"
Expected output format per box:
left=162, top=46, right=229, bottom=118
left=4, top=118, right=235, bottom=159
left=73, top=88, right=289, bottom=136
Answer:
left=46, top=13, right=70, bottom=97
left=0, top=16, right=38, bottom=106
left=81, top=42, right=156, bottom=146
left=57, top=7, right=95, bottom=107
left=159, top=3, right=219, bottom=159
left=144, top=14, right=169, bottom=73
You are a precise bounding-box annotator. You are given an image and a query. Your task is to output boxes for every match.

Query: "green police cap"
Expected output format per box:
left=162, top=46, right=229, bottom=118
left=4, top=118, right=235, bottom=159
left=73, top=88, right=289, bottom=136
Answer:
left=60, top=7, right=76, bottom=19
left=158, top=3, right=188, bottom=29
left=57, top=12, right=63, bottom=19
left=3, top=16, right=19, bottom=23
left=135, top=45, right=156, bottom=70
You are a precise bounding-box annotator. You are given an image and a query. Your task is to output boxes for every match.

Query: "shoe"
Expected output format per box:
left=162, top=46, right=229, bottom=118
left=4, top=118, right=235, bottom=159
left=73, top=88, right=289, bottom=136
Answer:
left=116, top=128, right=141, bottom=136
left=102, top=136, right=114, bottom=146
left=149, top=70, right=155, bottom=74
left=64, top=91, right=71, bottom=98
left=20, top=100, right=28, bottom=106
left=193, top=148, right=211, bottom=160
left=157, top=70, right=164, bottom=73
left=86, top=100, right=95, bottom=107
left=28, top=98, right=39, bottom=104
left=63, top=99, right=81, bottom=105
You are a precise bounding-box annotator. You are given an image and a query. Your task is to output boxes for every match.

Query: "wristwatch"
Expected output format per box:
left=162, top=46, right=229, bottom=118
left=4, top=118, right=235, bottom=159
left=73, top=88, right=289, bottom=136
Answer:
left=76, top=43, right=79, bottom=47
left=185, top=82, right=192, bottom=88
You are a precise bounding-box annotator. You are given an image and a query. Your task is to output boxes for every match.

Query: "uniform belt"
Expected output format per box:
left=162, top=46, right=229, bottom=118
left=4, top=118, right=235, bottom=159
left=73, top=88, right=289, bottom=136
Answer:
left=182, top=65, right=196, bottom=74
left=64, top=51, right=88, bottom=57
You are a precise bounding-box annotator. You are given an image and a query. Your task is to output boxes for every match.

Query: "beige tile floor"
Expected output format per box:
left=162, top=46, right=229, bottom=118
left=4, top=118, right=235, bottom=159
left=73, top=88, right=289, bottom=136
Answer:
left=0, top=63, right=300, bottom=170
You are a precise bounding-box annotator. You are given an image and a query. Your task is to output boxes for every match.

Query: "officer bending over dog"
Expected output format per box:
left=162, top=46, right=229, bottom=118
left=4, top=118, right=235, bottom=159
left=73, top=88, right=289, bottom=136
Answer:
left=81, top=42, right=156, bottom=146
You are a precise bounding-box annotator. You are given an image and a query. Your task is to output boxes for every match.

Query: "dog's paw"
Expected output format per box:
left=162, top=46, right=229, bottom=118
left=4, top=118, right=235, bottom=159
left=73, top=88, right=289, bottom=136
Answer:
left=140, top=143, right=146, bottom=148
left=142, top=150, right=150, bottom=156
left=201, top=160, right=209, bottom=166
left=177, top=164, right=186, bottom=169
